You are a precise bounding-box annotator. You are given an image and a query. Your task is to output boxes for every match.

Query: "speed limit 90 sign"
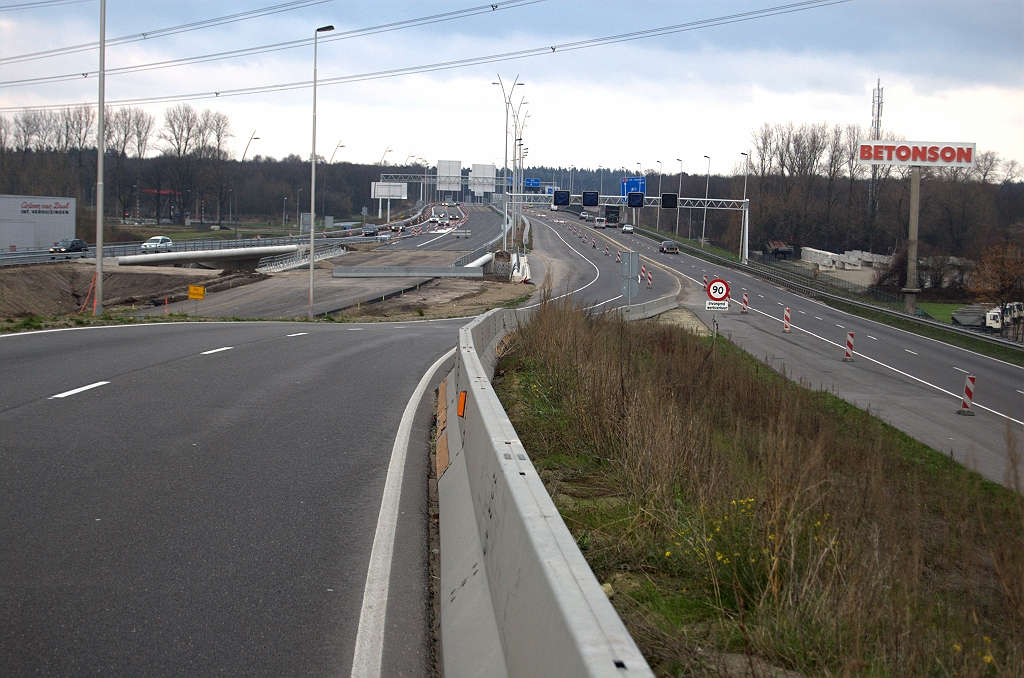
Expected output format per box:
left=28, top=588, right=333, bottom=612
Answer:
left=706, top=278, right=730, bottom=301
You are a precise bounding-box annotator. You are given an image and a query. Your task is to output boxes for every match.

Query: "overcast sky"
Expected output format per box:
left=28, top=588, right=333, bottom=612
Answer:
left=2, top=0, right=1022, bottom=177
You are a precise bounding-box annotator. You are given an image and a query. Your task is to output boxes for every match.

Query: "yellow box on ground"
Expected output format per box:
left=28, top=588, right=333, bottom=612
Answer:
left=188, top=285, right=206, bottom=300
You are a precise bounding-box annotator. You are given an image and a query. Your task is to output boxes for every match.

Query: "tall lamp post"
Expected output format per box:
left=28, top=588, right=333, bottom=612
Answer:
left=635, top=162, right=642, bottom=228
left=701, top=155, right=710, bottom=248
left=236, top=130, right=259, bottom=239
left=655, top=160, right=663, bottom=232
left=598, top=165, right=603, bottom=195
left=94, top=0, right=106, bottom=315
left=675, top=158, right=683, bottom=237
left=494, top=75, right=524, bottom=251
left=377, top=146, right=392, bottom=218
left=740, top=151, right=750, bottom=263
left=323, top=140, right=344, bottom=221
left=309, top=24, right=334, bottom=318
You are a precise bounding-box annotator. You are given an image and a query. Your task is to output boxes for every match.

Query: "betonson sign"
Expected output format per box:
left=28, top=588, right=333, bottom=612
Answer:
left=857, top=141, right=976, bottom=167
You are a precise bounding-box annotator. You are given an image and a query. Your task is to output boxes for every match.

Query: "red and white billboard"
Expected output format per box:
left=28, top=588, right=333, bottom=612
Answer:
left=857, top=141, right=976, bottom=167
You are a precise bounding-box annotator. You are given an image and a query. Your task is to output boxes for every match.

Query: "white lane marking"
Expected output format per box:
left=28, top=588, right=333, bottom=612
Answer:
left=415, top=231, right=451, bottom=247
left=815, top=316, right=823, bottom=320
left=758, top=294, right=764, bottom=298
left=953, top=366, right=968, bottom=373
left=287, top=332, right=308, bottom=337
left=836, top=324, right=845, bottom=329
left=777, top=302, right=784, bottom=306
left=348, top=327, right=364, bottom=331
left=736, top=301, right=1024, bottom=427
left=50, top=381, right=109, bottom=399
left=798, top=310, right=806, bottom=314
left=521, top=222, right=603, bottom=308
left=1018, top=390, right=1024, bottom=395
left=905, top=349, right=917, bottom=355
left=587, top=295, right=622, bottom=310
left=350, top=346, right=456, bottom=678
left=867, top=335, right=878, bottom=340
left=200, top=346, right=233, bottom=354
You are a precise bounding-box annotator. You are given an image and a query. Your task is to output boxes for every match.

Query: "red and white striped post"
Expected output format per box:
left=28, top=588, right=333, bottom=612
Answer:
left=783, top=307, right=791, bottom=332
left=592, top=237, right=596, bottom=248
left=616, top=251, right=621, bottom=263
left=604, top=244, right=609, bottom=256
left=646, top=271, right=653, bottom=289
left=702, top=274, right=708, bottom=288
left=843, top=332, right=855, bottom=362
left=641, top=264, right=646, bottom=280
left=956, top=375, right=976, bottom=416
left=741, top=292, right=748, bottom=313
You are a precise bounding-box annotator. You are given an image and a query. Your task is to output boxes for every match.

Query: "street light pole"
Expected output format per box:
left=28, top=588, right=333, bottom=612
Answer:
left=94, top=0, right=106, bottom=315
left=323, top=140, right=344, bottom=223
left=236, top=130, right=259, bottom=239
left=701, top=155, right=711, bottom=248
left=740, top=151, right=750, bottom=264
left=675, top=158, right=683, bottom=237
left=655, top=160, right=663, bottom=232
left=598, top=166, right=603, bottom=195
left=309, top=24, right=334, bottom=318
left=495, top=75, right=523, bottom=251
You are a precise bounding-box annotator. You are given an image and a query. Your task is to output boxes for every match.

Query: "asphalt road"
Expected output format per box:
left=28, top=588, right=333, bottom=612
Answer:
left=0, top=215, right=609, bottom=676
left=537, top=211, right=1024, bottom=488
left=386, top=204, right=504, bottom=254
left=0, top=320, right=464, bottom=676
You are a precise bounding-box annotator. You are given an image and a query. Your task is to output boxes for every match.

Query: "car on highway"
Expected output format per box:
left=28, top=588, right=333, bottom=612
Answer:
left=594, top=217, right=607, bottom=229
left=362, top=225, right=379, bottom=237
left=579, top=211, right=588, bottom=221
left=49, top=238, right=89, bottom=258
left=659, top=241, right=679, bottom=254
left=621, top=224, right=634, bottom=233
left=140, top=236, right=174, bottom=253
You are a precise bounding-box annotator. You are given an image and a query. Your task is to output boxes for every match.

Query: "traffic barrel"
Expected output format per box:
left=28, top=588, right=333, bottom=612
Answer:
left=783, top=307, right=791, bottom=332
left=956, top=375, right=976, bottom=416
left=641, top=264, right=646, bottom=280
left=741, top=292, right=748, bottom=313
left=647, top=271, right=653, bottom=289
left=843, top=332, right=855, bottom=362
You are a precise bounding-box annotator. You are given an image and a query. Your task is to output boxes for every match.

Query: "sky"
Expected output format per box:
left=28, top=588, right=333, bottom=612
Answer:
left=2, top=0, right=1022, bottom=178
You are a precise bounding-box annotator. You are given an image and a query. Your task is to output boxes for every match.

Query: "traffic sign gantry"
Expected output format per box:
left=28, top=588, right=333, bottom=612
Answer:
left=706, top=278, right=729, bottom=301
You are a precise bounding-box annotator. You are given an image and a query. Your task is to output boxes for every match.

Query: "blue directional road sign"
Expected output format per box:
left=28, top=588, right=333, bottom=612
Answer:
left=524, top=178, right=541, bottom=188
left=620, top=176, right=646, bottom=196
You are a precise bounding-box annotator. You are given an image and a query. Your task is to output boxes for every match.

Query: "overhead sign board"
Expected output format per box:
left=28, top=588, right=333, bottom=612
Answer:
left=620, top=176, right=646, bottom=196
left=661, top=193, right=678, bottom=209
left=856, top=141, right=976, bottom=167
left=581, top=191, right=598, bottom=207
left=371, top=182, right=407, bottom=199
left=437, top=160, right=462, bottom=192
left=552, top=190, right=570, bottom=206
left=627, top=192, right=644, bottom=208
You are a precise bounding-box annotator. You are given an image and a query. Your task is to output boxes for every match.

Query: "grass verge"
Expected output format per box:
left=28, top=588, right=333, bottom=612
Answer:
left=493, top=299, right=1023, bottom=676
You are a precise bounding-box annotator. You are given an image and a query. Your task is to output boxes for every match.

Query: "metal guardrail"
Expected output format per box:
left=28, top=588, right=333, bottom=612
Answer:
left=630, top=227, right=1023, bottom=352
left=438, top=307, right=655, bottom=677
left=256, top=241, right=347, bottom=273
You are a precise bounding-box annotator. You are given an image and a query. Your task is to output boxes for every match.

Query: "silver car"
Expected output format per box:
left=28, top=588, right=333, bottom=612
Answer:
left=140, top=236, right=174, bottom=253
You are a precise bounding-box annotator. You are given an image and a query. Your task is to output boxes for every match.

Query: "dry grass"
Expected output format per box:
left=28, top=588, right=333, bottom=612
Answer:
left=493, top=297, right=1024, bottom=677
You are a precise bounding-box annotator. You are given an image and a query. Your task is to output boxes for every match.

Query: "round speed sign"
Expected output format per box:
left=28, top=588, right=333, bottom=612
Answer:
left=706, top=278, right=730, bottom=301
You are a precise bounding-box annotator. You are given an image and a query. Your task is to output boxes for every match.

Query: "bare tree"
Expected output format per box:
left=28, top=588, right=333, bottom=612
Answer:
left=203, top=111, right=233, bottom=223
left=160, top=104, right=208, bottom=221
left=106, top=107, right=135, bottom=218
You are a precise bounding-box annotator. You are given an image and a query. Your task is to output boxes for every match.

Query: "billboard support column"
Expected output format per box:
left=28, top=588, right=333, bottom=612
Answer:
left=903, top=166, right=922, bottom=315
left=94, top=0, right=106, bottom=315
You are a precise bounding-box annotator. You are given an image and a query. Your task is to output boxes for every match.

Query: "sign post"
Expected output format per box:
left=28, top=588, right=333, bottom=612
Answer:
left=857, top=140, right=975, bottom=315
left=705, top=277, right=729, bottom=311
left=620, top=251, right=640, bottom=312
left=188, top=284, right=205, bottom=315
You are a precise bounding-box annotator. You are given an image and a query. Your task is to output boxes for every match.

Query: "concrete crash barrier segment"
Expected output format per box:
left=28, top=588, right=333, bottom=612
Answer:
left=332, top=266, right=484, bottom=278
left=438, top=302, right=673, bottom=677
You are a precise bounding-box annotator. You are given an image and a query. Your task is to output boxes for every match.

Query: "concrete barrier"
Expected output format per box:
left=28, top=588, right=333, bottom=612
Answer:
left=332, top=266, right=483, bottom=278
left=438, top=307, right=654, bottom=677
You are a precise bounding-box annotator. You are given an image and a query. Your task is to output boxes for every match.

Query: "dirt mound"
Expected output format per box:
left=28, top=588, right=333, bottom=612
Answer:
left=0, top=263, right=243, bottom=316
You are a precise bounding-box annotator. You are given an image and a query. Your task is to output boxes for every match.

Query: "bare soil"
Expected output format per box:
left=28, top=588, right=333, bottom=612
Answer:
left=0, top=262, right=263, bottom=317
left=337, top=276, right=534, bottom=321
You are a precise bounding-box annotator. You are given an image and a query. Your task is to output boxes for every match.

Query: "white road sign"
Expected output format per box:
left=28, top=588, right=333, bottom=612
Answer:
left=706, top=278, right=730, bottom=301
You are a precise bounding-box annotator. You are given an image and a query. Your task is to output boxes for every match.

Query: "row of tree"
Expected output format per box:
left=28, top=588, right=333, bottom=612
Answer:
left=2, top=108, right=1021, bottom=264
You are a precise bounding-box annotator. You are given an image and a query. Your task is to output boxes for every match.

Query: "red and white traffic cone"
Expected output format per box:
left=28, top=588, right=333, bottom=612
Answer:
left=783, top=307, right=791, bottom=332
left=702, top=274, right=708, bottom=288
left=956, top=375, right=976, bottom=416
left=741, top=292, right=748, bottom=313
left=647, top=271, right=653, bottom=289
left=604, top=244, right=609, bottom=256
left=616, top=251, right=621, bottom=263
left=843, top=332, right=855, bottom=362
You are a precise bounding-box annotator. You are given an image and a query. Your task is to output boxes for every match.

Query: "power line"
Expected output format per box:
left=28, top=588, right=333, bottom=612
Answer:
left=0, top=0, right=542, bottom=86
left=0, top=0, right=334, bottom=64
left=0, top=0, right=91, bottom=11
left=0, top=0, right=852, bottom=113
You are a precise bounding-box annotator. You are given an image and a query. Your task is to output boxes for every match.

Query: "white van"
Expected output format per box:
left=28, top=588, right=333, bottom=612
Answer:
left=594, top=217, right=607, bottom=229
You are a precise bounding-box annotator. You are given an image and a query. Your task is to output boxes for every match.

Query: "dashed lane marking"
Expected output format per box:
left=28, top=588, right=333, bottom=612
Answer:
left=867, top=335, right=877, bottom=340
left=286, top=332, right=308, bottom=337
left=905, top=349, right=917, bottom=355
left=50, top=381, right=110, bottom=399
left=953, top=367, right=968, bottom=373
left=200, top=346, right=233, bottom=355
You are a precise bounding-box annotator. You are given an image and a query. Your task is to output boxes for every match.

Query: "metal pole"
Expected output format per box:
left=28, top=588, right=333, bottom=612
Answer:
left=701, top=155, right=710, bottom=248
left=94, top=0, right=106, bottom=315
left=903, top=166, right=922, bottom=315
left=655, top=161, right=663, bottom=232
left=675, top=158, right=683, bottom=237
left=741, top=151, right=749, bottom=263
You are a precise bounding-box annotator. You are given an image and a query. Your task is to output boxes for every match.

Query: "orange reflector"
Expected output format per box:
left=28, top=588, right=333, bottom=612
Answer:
left=457, top=391, right=467, bottom=417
